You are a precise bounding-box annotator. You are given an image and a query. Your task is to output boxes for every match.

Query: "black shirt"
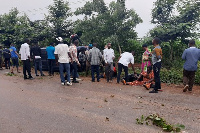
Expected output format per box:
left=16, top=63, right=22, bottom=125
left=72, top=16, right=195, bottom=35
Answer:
left=31, top=45, right=41, bottom=57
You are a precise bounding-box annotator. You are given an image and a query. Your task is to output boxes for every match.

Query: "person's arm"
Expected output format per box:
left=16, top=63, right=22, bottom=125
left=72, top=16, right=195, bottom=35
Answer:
left=182, top=50, right=186, bottom=60
left=155, top=48, right=162, bottom=60
left=130, top=56, right=135, bottom=73
left=88, top=50, right=92, bottom=62
left=112, top=49, right=115, bottom=60
left=68, top=52, right=72, bottom=62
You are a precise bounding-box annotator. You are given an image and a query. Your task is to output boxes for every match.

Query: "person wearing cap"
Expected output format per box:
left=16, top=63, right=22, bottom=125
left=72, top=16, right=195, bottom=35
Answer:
left=54, top=37, right=73, bottom=86
left=141, top=44, right=151, bottom=72
left=85, top=44, right=93, bottom=76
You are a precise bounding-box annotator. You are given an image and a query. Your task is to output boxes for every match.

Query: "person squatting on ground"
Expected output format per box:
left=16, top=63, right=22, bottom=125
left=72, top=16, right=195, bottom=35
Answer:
left=46, top=42, right=55, bottom=76
left=55, top=37, right=72, bottom=86
left=3, top=47, right=11, bottom=69
left=141, top=44, right=151, bottom=72
left=117, top=51, right=135, bottom=84
left=69, top=40, right=81, bottom=83
left=19, top=39, right=33, bottom=80
left=182, top=40, right=200, bottom=92
left=149, top=37, right=162, bottom=93
left=88, top=43, right=102, bottom=82
left=31, top=42, right=44, bottom=77
left=104, top=43, right=115, bottom=83
left=10, top=44, right=20, bottom=74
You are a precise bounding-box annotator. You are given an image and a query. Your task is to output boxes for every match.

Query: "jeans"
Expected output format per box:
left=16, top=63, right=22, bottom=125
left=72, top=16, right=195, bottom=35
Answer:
left=71, top=62, right=78, bottom=81
left=153, top=62, right=161, bottom=91
left=117, top=63, right=128, bottom=83
left=23, top=59, right=32, bottom=78
left=183, top=69, right=195, bottom=91
left=105, top=62, right=113, bottom=82
left=34, top=58, right=43, bottom=75
left=59, top=63, right=70, bottom=83
left=48, top=59, right=55, bottom=75
left=91, top=65, right=100, bottom=81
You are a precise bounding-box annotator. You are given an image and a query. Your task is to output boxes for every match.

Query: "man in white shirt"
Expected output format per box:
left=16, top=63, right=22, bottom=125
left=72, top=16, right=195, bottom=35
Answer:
left=54, top=37, right=72, bottom=86
left=19, top=39, right=33, bottom=80
left=117, top=51, right=135, bottom=84
left=104, top=43, right=115, bottom=83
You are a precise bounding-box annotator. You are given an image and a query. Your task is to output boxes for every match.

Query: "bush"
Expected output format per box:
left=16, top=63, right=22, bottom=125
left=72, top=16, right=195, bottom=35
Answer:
left=160, top=68, right=200, bottom=85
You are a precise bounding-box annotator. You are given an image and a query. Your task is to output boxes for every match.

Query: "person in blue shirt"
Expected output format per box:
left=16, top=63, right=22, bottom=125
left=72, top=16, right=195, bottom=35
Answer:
left=182, top=40, right=200, bottom=92
left=46, top=42, right=55, bottom=76
left=10, top=44, right=20, bottom=73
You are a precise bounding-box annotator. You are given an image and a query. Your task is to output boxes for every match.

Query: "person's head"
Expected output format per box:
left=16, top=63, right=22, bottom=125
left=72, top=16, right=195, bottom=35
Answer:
left=104, top=44, right=107, bottom=49
left=152, top=37, right=161, bottom=46
left=107, top=43, right=111, bottom=49
left=188, top=40, right=195, bottom=47
left=131, top=51, right=135, bottom=56
left=73, top=40, right=79, bottom=46
left=24, top=38, right=30, bottom=44
left=142, top=44, right=148, bottom=50
left=50, top=42, right=55, bottom=46
left=147, top=66, right=153, bottom=74
left=88, top=44, right=93, bottom=49
left=93, top=43, right=97, bottom=47
left=10, top=44, right=15, bottom=47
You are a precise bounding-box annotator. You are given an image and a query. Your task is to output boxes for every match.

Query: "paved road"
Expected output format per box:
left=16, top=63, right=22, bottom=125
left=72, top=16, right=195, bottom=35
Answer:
left=0, top=70, right=200, bottom=133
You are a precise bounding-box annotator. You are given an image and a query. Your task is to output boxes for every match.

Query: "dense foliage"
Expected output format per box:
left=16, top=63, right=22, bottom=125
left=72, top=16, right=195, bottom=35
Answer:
left=0, top=0, right=200, bottom=84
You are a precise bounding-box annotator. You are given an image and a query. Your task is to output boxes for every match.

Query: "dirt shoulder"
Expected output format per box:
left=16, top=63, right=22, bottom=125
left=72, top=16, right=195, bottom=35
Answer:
left=0, top=68, right=200, bottom=133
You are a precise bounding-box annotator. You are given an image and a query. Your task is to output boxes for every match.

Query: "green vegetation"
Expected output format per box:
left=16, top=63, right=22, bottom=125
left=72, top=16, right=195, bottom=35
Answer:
left=136, top=114, right=185, bottom=132
left=0, top=0, right=200, bottom=85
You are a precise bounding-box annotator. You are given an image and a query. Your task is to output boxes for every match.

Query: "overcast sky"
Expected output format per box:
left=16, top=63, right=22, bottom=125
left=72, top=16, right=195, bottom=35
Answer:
left=0, top=0, right=156, bottom=38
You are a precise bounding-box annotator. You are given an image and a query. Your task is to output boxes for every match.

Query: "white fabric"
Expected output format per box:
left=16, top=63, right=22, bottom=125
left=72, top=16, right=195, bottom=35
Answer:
left=19, top=43, right=30, bottom=60
left=104, top=48, right=115, bottom=63
left=54, top=44, right=70, bottom=63
left=118, top=52, right=134, bottom=66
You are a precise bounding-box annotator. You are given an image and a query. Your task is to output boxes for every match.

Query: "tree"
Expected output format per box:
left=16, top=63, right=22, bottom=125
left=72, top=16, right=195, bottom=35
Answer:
left=149, top=0, right=200, bottom=61
left=46, top=0, right=73, bottom=39
left=0, top=8, right=32, bottom=48
left=74, top=0, right=142, bottom=52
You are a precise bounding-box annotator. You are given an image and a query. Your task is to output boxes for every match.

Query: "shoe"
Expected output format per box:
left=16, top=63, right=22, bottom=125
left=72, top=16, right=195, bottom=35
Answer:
left=36, top=75, right=39, bottom=76
left=97, top=80, right=100, bottom=82
left=183, top=85, right=189, bottom=92
left=143, top=84, right=150, bottom=90
left=66, top=82, right=72, bottom=86
left=76, top=78, right=82, bottom=81
left=24, top=77, right=28, bottom=80
left=91, top=80, right=95, bottom=82
left=61, top=82, right=65, bottom=86
left=29, top=76, right=34, bottom=80
left=109, top=80, right=113, bottom=83
left=149, top=90, right=158, bottom=93
left=41, top=74, right=45, bottom=76
left=72, top=80, right=79, bottom=83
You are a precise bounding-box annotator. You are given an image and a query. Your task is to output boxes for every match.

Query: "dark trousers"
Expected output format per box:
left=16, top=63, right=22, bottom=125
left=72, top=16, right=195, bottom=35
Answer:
left=48, top=59, right=55, bottom=75
left=183, top=69, right=195, bottom=91
left=71, top=62, right=78, bottom=81
left=153, top=62, right=161, bottom=91
left=23, top=59, right=31, bottom=78
left=34, top=58, right=43, bottom=75
left=86, top=61, right=90, bottom=76
left=80, top=61, right=86, bottom=72
left=91, top=65, right=100, bottom=81
left=117, top=63, right=128, bottom=83
left=5, top=58, right=10, bottom=69
left=0, top=58, right=2, bottom=68
left=105, top=63, right=113, bottom=82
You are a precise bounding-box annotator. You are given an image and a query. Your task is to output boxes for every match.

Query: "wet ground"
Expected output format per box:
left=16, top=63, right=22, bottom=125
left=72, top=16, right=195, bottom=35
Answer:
left=0, top=68, right=200, bottom=133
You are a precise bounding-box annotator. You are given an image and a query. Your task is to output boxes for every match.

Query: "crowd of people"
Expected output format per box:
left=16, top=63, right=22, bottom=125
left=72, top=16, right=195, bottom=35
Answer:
left=0, top=37, right=199, bottom=94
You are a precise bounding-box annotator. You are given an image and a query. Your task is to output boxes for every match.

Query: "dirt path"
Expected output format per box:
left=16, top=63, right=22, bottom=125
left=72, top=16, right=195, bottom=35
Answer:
left=0, top=69, right=200, bottom=133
